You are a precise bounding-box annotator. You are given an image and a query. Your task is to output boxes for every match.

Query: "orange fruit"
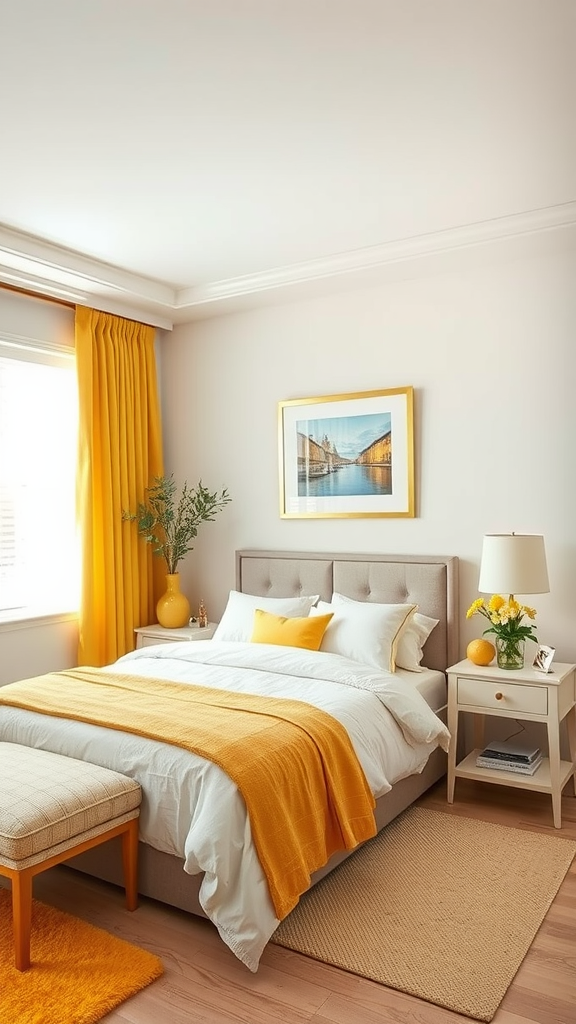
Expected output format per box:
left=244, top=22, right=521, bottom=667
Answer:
left=467, top=638, right=496, bottom=666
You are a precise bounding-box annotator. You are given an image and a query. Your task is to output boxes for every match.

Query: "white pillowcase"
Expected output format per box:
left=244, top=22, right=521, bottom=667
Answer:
left=213, top=591, right=319, bottom=642
left=396, top=611, right=440, bottom=671
left=331, top=592, right=439, bottom=672
left=311, top=599, right=417, bottom=672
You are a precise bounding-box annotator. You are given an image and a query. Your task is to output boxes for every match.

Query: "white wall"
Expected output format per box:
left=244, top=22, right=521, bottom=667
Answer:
left=0, top=289, right=78, bottom=685
left=0, top=288, right=74, bottom=346
left=1, top=232, right=574, bottom=688
left=160, top=238, right=576, bottom=665
left=0, top=616, right=78, bottom=685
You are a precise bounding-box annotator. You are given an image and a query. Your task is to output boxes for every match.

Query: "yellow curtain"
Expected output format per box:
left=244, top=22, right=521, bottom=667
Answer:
left=75, top=306, right=164, bottom=666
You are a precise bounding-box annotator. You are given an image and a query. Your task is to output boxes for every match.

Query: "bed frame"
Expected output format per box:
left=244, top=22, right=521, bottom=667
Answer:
left=70, top=549, right=459, bottom=915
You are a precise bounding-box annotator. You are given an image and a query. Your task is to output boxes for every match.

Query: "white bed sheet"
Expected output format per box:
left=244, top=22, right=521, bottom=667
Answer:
left=0, top=641, right=449, bottom=970
left=395, top=666, right=447, bottom=714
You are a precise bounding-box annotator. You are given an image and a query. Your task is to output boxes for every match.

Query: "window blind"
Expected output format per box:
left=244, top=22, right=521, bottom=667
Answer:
left=0, top=341, right=79, bottom=617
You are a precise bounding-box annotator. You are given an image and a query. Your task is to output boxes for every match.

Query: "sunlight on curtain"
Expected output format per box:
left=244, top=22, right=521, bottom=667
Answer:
left=75, top=306, right=163, bottom=666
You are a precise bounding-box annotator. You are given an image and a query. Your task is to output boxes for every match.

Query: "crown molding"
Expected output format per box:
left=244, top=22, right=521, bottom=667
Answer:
left=1, top=202, right=575, bottom=328
left=173, top=201, right=576, bottom=320
left=0, top=226, right=176, bottom=329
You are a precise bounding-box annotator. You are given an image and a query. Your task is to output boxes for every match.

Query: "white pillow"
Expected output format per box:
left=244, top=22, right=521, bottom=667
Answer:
left=213, top=591, right=319, bottom=642
left=331, top=593, right=438, bottom=672
left=311, top=599, right=417, bottom=672
left=396, top=612, right=439, bottom=671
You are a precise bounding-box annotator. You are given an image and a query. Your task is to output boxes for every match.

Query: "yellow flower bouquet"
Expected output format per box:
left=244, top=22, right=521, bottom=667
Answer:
left=466, top=594, right=537, bottom=669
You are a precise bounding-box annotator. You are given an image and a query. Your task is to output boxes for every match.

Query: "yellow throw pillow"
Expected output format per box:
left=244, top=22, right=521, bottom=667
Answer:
left=250, top=608, right=334, bottom=651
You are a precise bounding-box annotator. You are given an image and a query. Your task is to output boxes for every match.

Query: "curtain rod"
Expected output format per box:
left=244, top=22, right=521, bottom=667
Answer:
left=0, top=281, right=76, bottom=310
left=0, top=281, right=163, bottom=329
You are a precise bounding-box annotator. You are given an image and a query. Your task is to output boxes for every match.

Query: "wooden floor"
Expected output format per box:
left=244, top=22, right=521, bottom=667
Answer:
left=11, top=780, right=576, bottom=1024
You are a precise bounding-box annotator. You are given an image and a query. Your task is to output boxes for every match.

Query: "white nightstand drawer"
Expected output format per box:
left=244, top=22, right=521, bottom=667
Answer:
left=134, top=623, right=217, bottom=648
left=138, top=634, right=176, bottom=648
left=456, top=677, right=548, bottom=715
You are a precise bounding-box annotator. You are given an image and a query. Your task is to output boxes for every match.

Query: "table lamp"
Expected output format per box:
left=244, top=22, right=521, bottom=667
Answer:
left=478, top=533, right=550, bottom=600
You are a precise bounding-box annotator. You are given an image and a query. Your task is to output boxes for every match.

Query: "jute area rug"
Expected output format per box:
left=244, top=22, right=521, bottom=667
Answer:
left=0, top=889, right=164, bottom=1024
left=272, top=806, right=576, bottom=1022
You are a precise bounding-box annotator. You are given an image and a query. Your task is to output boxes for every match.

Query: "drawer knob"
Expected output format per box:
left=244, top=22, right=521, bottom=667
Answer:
left=494, top=691, right=504, bottom=701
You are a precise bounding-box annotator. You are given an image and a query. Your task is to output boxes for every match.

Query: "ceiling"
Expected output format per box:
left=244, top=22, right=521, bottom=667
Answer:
left=1, top=0, right=575, bottom=327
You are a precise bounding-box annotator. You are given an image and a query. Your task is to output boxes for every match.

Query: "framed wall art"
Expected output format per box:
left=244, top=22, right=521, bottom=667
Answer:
left=278, top=386, right=414, bottom=519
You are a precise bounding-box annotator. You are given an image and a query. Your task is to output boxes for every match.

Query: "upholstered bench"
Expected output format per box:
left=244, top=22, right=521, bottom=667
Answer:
left=0, top=742, right=142, bottom=971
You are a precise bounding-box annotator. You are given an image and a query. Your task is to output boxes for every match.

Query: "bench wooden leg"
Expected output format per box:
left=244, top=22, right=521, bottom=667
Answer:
left=122, top=817, right=139, bottom=911
left=3, top=812, right=139, bottom=969
left=12, top=869, right=33, bottom=971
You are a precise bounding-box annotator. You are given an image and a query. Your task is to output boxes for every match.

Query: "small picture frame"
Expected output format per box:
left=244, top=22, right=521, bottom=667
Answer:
left=533, top=645, right=555, bottom=673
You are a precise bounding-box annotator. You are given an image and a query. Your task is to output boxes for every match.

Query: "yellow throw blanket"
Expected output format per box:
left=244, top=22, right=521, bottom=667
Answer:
left=0, top=668, right=376, bottom=919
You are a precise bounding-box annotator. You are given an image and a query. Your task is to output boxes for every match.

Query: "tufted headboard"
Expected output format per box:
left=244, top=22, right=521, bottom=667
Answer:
left=235, top=549, right=459, bottom=673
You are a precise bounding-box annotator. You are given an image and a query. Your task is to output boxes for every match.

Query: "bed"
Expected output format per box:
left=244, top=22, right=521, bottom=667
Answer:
left=0, top=549, right=458, bottom=970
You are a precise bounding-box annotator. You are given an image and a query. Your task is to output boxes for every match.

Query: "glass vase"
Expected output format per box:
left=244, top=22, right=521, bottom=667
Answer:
left=495, top=637, right=525, bottom=671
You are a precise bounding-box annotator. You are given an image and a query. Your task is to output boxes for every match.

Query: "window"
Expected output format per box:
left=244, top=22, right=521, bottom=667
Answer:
left=0, top=339, right=79, bottom=619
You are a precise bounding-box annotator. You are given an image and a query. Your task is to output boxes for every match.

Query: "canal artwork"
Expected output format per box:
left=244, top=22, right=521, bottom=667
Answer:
left=297, top=411, right=392, bottom=497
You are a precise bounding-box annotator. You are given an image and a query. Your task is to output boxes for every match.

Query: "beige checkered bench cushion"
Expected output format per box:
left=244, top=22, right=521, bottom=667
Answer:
left=0, top=743, right=142, bottom=870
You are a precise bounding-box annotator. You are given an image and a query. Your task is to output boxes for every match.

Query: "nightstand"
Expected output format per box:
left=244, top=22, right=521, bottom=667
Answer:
left=134, top=622, right=217, bottom=649
left=447, top=658, right=576, bottom=828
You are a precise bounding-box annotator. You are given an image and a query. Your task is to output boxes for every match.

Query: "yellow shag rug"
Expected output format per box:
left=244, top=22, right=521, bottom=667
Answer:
left=0, top=890, right=164, bottom=1024
left=272, top=806, right=576, bottom=1022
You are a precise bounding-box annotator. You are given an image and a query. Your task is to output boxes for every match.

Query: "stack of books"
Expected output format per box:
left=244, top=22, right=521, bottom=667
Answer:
left=476, top=738, right=543, bottom=775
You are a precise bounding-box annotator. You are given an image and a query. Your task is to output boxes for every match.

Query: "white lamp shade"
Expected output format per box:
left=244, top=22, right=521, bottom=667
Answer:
left=478, top=534, right=550, bottom=596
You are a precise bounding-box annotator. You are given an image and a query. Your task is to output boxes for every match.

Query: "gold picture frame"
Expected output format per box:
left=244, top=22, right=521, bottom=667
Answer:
left=278, top=386, right=415, bottom=519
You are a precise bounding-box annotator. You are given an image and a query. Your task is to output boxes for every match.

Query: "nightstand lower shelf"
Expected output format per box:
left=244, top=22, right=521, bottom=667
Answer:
left=455, top=749, right=575, bottom=796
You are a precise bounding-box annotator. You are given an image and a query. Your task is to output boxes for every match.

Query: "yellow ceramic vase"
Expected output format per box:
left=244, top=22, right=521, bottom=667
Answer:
left=156, top=573, right=191, bottom=628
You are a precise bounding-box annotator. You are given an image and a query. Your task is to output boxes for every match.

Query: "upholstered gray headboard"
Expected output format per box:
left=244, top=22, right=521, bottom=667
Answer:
left=235, top=550, right=459, bottom=673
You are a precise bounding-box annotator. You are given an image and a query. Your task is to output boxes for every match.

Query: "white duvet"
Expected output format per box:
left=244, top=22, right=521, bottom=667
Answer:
left=0, top=640, right=449, bottom=970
